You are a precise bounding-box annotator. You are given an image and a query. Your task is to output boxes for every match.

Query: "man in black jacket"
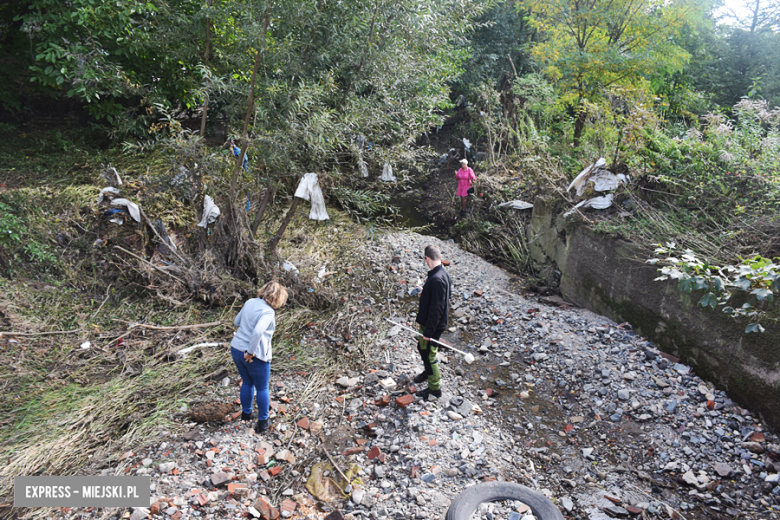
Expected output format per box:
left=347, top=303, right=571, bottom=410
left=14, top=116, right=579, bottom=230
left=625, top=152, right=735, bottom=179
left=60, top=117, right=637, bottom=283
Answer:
left=414, top=244, right=452, bottom=399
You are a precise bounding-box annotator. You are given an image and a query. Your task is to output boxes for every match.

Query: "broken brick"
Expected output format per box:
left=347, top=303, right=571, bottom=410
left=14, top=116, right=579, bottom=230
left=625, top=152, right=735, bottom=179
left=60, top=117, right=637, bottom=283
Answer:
left=395, top=394, right=414, bottom=408
left=253, top=497, right=280, bottom=520
left=211, top=472, right=231, bottom=487
left=376, top=395, right=392, bottom=407
left=564, top=424, right=574, bottom=434
left=197, top=494, right=209, bottom=506
left=367, top=446, right=382, bottom=460
left=281, top=500, right=297, bottom=513
left=474, top=290, right=483, bottom=297
left=296, top=417, right=310, bottom=430
left=227, top=483, right=247, bottom=493
left=751, top=432, right=766, bottom=443
left=341, top=447, right=365, bottom=456
left=269, top=465, right=283, bottom=476
left=150, top=502, right=162, bottom=515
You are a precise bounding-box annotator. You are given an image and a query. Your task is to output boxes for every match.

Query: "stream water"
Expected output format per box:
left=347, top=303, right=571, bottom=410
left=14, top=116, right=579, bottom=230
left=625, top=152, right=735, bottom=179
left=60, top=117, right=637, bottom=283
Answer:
left=389, top=192, right=430, bottom=229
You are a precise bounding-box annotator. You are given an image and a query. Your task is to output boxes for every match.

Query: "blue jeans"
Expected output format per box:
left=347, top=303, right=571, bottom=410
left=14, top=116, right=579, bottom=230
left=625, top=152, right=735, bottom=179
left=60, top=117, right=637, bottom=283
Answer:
left=231, top=347, right=271, bottom=420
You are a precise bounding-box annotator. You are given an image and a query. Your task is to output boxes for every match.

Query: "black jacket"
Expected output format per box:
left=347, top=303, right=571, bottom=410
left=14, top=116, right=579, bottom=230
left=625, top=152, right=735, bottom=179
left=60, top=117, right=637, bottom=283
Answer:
left=416, top=264, right=452, bottom=337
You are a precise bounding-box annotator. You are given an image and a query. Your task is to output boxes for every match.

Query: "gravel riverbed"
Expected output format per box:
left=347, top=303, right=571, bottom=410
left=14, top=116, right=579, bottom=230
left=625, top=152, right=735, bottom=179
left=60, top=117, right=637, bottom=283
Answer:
left=56, top=231, right=780, bottom=520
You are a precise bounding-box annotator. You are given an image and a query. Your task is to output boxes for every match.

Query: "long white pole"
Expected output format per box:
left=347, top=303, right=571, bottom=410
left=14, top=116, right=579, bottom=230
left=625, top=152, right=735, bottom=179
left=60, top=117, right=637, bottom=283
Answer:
left=384, top=319, right=474, bottom=358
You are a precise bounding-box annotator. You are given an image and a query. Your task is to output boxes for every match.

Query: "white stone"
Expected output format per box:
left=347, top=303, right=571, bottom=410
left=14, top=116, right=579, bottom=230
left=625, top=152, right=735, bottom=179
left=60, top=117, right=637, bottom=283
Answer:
left=379, top=378, right=397, bottom=390
left=352, top=487, right=366, bottom=505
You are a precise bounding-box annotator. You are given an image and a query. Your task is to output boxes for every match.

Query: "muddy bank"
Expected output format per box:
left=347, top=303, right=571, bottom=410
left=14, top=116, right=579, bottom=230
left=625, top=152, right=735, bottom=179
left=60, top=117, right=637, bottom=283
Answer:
left=526, top=197, right=780, bottom=432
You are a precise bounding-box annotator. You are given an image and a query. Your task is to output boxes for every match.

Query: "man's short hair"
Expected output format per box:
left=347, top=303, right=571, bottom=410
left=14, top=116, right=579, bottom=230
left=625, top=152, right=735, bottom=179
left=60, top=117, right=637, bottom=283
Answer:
left=424, top=244, right=441, bottom=261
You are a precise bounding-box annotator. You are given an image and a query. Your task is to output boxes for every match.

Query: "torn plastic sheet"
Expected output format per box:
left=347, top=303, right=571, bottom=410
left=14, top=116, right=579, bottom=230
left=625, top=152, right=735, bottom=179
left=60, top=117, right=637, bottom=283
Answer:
left=231, top=141, right=249, bottom=171
left=498, top=200, right=533, bottom=210
left=358, top=159, right=369, bottom=178
left=567, top=157, right=607, bottom=196
left=103, top=166, right=123, bottom=186
left=97, top=186, right=121, bottom=205
left=588, top=170, right=627, bottom=192
left=380, top=163, right=396, bottom=182
left=305, top=461, right=362, bottom=502
left=197, top=195, right=221, bottom=228
left=294, top=173, right=330, bottom=221
left=564, top=193, right=613, bottom=216
left=282, top=260, right=299, bottom=275
left=110, top=198, right=141, bottom=222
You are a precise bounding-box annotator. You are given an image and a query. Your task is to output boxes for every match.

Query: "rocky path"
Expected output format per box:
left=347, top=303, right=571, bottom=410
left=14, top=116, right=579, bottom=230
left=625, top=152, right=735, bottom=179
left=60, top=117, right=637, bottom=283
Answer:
left=64, top=232, right=779, bottom=520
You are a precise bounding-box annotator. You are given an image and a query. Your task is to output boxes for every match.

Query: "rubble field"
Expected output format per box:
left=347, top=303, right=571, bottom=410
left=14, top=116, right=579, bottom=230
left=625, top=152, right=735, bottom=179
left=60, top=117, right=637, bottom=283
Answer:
left=52, top=232, right=780, bottom=520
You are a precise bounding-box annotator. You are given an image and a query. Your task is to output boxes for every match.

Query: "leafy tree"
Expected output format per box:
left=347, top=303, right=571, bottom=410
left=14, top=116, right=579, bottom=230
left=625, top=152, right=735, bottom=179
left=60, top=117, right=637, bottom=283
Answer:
left=15, top=0, right=217, bottom=132
left=453, top=0, right=537, bottom=97
left=526, top=0, right=704, bottom=146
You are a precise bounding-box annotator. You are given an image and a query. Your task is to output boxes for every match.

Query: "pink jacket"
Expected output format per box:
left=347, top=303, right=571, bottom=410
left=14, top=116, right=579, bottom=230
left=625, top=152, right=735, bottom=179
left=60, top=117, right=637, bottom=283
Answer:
left=456, top=167, right=476, bottom=197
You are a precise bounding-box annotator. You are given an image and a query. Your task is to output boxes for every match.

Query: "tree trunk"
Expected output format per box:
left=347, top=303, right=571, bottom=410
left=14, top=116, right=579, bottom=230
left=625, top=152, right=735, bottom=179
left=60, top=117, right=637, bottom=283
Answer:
left=250, top=187, right=275, bottom=237
left=230, top=8, right=270, bottom=202
left=337, top=0, right=380, bottom=111
left=573, top=94, right=586, bottom=148
left=267, top=196, right=300, bottom=256
left=199, top=0, right=212, bottom=137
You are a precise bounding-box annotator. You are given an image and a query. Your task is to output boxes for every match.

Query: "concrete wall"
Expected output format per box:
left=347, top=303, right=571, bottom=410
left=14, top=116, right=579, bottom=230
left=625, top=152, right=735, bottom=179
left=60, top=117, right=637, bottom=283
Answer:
left=527, top=198, right=780, bottom=430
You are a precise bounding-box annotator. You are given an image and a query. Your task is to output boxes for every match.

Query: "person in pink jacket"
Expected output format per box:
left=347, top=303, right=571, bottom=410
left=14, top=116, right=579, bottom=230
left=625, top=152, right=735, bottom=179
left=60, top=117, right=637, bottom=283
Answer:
left=455, top=158, right=476, bottom=215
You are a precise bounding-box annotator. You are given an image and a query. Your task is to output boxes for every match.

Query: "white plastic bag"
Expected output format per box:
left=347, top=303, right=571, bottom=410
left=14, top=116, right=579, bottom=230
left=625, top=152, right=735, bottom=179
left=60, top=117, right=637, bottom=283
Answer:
left=381, top=163, right=396, bottom=182
left=197, top=195, right=221, bottom=228
left=294, top=173, right=330, bottom=221
left=97, top=186, right=121, bottom=205
left=110, top=198, right=141, bottom=222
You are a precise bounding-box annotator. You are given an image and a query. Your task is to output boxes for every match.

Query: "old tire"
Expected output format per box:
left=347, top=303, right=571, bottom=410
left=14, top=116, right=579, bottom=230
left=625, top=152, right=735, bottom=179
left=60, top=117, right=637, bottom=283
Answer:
left=444, top=482, right=564, bottom=520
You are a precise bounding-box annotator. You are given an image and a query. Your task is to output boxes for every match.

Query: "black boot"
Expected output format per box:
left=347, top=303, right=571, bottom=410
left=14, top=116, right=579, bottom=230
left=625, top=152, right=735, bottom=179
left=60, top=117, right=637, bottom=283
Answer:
left=254, top=419, right=269, bottom=433
left=416, top=388, right=442, bottom=400
left=413, top=372, right=428, bottom=384
left=241, top=412, right=252, bottom=422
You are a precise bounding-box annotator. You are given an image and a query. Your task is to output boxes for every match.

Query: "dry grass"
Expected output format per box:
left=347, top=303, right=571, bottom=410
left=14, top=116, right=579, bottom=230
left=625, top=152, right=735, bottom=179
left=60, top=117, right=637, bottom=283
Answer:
left=0, top=198, right=377, bottom=517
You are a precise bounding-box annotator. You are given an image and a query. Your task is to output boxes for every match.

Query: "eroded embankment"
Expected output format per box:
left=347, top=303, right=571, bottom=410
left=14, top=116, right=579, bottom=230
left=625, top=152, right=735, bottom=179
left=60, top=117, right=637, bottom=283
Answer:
left=526, top=197, right=780, bottom=432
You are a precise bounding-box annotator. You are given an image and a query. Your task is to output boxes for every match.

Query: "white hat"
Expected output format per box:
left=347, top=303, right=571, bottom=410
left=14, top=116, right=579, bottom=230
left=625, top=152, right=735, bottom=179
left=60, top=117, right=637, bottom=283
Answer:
left=459, top=159, right=468, bottom=165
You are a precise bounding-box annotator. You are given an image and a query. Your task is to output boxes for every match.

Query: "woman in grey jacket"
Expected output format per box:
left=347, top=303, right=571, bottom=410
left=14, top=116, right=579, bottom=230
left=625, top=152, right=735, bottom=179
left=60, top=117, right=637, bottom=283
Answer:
left=231, top=281, right=288, bottom=433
